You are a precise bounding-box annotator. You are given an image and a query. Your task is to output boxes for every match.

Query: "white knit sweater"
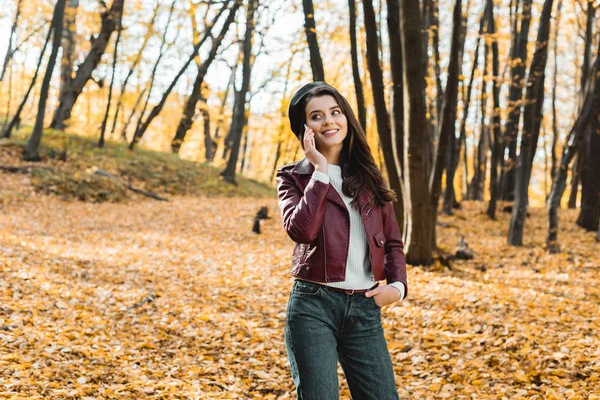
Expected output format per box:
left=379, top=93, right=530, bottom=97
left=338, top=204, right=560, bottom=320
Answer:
left=311, top=164, right=405, bottom=300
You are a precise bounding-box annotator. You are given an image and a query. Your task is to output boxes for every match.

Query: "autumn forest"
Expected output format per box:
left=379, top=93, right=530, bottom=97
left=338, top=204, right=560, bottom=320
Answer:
left=1, top=0, right=599, bottom=398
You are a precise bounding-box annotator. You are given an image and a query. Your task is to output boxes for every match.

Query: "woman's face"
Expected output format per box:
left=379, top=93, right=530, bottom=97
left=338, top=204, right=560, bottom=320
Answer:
left=304, top=95, right=348, bottom=153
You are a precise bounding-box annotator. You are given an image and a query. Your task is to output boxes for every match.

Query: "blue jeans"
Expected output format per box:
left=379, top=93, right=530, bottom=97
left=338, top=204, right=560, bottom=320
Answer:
left=285, top=280, right=399, bottom=399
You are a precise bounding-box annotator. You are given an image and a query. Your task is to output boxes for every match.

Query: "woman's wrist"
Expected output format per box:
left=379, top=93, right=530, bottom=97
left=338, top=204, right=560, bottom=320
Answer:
left=315, top=164, right=328, bottom=174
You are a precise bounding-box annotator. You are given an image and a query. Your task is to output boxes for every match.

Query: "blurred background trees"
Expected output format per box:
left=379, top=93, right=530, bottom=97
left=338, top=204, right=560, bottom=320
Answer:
left=1, top=0, right=598, bottom=259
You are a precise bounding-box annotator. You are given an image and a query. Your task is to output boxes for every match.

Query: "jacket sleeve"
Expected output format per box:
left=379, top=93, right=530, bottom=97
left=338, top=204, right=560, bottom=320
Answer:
left=276, top=170, right=330, bottom=244
left=382, top=201, right=408, bottom=297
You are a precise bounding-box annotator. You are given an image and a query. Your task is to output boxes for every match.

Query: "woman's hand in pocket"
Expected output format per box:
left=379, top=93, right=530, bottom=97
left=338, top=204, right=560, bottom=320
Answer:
left=365, top=285, right=401, bottom=308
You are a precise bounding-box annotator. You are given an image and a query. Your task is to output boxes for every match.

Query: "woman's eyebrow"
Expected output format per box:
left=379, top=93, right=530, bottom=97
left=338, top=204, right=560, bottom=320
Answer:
left=309, top=106, right=341, bottom=115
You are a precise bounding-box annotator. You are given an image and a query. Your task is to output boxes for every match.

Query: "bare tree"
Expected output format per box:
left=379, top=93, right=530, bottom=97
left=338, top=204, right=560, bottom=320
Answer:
left=24, top=0, right=67, bottom=161
left=508, top=0, right=555, bottom=246
left=99, top=3, right=124, bottom=147
left=486, top=0, right=502, bottom=219
left=57, top=0, right=79, bottom=106
left=129, top=1, right=238, bottom=150
left=51, top=0, right=125, bottom=130
left=568, top=0, right=596, bottom=209
left=501, top=0, right=534, bottom=201
left=302, top=0, right=324, bottom=81
left=362, top=0, right=405, bottom=233
left=171, top=4, right=238, bottom=154
left=430, top=0, right=462, bottom=225
left=220, top=0, right=258, bottom=184
left=1, top=0, right=23, bottom=81
left=110, top=0, right=160, bottom=136
left=2, top=24, right=54, bottom=139
left=348, top=0, right=367, bottom=131
left=547, top=40, right=600, bottom=252
left=400, top=0, right=434, bottom=265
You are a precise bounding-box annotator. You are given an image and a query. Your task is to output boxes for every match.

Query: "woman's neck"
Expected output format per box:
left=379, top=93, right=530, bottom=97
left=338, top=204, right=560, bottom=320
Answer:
left=320, top=147, right=342, bottom=166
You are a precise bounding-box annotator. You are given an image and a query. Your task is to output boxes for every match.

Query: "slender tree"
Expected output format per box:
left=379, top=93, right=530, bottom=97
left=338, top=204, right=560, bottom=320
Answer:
left=501, top=0, right=533, bottom=201
left=302, top=0, right=325, bottom=81
left=2, top=24, right=54, bottom=139
left=57, top=0, right=79, bottom=107
left=547, top=41, right=600, bottom=252
left=430, top=0, right=462, bottom=223
left=99, top=2, right=124, bottom=147
left=362, top=0, right=405, bottom=233
left=400, top=0, right=434, bottom=265
left=24, top=0, right=67, bottom=161
left=129, top=1, right=237, bottom=149
left=508, top=0, right=555, bottom=246
left=220, top=0, right=258, bottom=184
left=171, top=4, right=238, bottom=154
left=110, top=0, right=160, bottom=136
left=386, top=0, right=405, bottom=178
left=51, top=0, right=125, bottom=130
left=348, top=0, right=367, bottom=131
left=1, top=0, right=23, bottom=81
left=550, top=0, right=562, bottom=183
left=486, top=0, right=502, bottom=219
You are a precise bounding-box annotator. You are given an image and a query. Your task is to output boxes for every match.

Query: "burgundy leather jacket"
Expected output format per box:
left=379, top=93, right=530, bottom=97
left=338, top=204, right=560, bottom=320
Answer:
left=275, top=158, right=407, bottom=294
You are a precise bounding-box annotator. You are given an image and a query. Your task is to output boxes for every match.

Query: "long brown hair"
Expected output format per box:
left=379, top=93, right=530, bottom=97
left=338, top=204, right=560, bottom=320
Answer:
left=298, top=86, right=397, bottom=208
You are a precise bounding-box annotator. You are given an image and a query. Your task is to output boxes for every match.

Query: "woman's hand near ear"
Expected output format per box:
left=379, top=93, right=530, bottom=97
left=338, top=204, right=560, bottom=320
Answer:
left=303, top=124, right=328, bottom=173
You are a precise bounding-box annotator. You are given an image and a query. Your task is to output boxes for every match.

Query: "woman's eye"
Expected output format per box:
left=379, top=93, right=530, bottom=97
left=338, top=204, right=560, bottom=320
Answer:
left=311, top=115, right=321, bottom=120
left=332, top=110, right=340, bottom=115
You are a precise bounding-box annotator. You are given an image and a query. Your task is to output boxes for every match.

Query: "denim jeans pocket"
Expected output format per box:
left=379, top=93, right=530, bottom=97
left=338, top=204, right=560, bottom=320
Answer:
left=292, top=280, right=322, bottom=295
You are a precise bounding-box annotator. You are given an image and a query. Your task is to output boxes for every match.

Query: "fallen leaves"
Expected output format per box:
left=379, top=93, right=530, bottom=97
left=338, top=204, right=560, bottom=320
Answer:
left=0, top=192, right=599, bottom=398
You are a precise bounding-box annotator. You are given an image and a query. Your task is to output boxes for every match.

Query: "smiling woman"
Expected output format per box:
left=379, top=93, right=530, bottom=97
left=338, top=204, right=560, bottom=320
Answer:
left=275, top=81, right=407, bottom=399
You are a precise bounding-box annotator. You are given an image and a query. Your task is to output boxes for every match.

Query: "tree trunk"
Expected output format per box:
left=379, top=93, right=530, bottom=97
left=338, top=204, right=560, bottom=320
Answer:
left=400, top=0, right=434, bottom=265
left=1, top=0, right=23, bottom=82
left=110, top=0, right=160, bottom=137
left=302, top=0, right=325, bottom=81
left=220, top=0, right=257, bottom=184
left=51, top=0, right=125, bottom=130
left=486, top=0, right=502, bottom=219
left=550, top=0, right=562, bottom=182
left=576, top=97, right=600, bottom=231
left=348, top=0, right=367, bottom=131
left=501, top=0, right=533, bottom=201
left=171, top=6, right=237, bottom=154
left=129, top=2, right=236, bottom=150
left=131, top=0, right=177, bottom=146
left=446, top=0, right=473, bottom=210
left=200, top=98, right=215, bottom=162
left=271, top=51, right=297, bottom=180
left=508, top=0, right=554, bottom=246
left=99, top=2, right=123, bottom=148
left=2, top=23, right=53, bottom=139
left=441, top=0, right=465, bottom=215
left=430, top=0, right=444, bottom=127
left=567, top=141, right=585, bottom=208
left=362, top=0, right=405, bottom=234
left=547, top=43, right=600, bottom=251
left=386, top=0, right=405, bottom=178
left=57, top=0, right=79, bottom=107
left=430, top=0, right=462, bottom=223
left=24, top=0, right=66, bottom=161
left=468, top=46, right=489, bottom=202
left=120, top=87, right=147, bottom=141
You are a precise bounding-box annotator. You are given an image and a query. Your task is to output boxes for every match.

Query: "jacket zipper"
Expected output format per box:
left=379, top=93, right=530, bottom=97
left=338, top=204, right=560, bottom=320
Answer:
left=322, top=224, right=328, bottom=282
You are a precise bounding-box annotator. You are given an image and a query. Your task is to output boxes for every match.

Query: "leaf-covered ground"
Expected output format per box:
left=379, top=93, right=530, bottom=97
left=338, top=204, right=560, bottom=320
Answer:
left=1, top=188, right=599, bottom=399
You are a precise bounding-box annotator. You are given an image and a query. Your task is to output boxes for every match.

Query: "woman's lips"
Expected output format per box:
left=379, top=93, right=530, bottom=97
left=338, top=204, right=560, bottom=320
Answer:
left=322, top=129, right=338, bottom=137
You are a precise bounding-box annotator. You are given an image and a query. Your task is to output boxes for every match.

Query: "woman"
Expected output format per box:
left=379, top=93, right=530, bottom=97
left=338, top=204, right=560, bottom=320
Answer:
left=276, top=81, right=407, bottom=399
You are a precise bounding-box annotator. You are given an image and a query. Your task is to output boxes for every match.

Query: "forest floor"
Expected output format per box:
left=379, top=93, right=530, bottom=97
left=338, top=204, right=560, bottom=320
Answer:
left=1, top=177, right=599, bottom=399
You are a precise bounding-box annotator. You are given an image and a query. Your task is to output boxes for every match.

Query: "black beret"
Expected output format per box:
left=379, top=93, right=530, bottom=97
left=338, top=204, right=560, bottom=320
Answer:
left=288, top=81, right=337, bottom=138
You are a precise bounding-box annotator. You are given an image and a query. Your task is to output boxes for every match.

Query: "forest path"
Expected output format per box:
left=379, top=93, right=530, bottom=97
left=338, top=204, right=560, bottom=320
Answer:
left=0, top=194, right=598, bottom=399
